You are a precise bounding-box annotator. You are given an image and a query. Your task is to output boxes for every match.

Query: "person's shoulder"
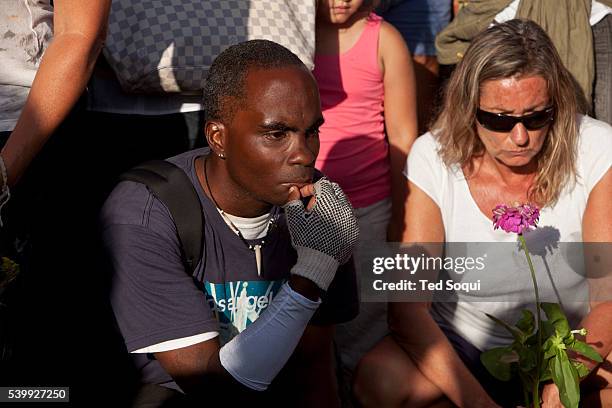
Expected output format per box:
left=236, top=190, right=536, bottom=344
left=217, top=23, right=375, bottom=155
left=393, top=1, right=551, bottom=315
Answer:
left=100, top=180, right=156, bottom=228
left=577, top=115, right=612, bottom=154
left=378, top=16, right=409, bottom=52
left=166, top=147, right=209, bottom=170
left=100, top=177, right=184, bottom=250
left=377, top=18, right=411, bottom=77
left=575, top=115, right=612, bottom=191
left=378, top=17, right=400, bottom=37
left=411, top=132, right=442, bottom=156
left=101, top=147, right=208, bottom=227
left=405, top=132, right=446, bottom=180
left=578, top=114, right=612, bottom=137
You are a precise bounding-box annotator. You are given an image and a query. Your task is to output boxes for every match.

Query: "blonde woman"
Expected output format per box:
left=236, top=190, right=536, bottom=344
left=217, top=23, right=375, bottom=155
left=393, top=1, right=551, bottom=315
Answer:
left=354, top=19, right=612, bottom=407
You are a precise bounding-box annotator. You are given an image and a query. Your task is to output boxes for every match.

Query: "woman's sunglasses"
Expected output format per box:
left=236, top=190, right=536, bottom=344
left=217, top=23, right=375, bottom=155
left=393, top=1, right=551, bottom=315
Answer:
left=476, top=106, right=555, bottom=132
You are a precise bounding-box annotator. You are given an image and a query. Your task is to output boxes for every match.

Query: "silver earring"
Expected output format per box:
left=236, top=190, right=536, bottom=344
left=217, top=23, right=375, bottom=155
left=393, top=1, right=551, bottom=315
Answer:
left=218, top=153, right=225, bottom=159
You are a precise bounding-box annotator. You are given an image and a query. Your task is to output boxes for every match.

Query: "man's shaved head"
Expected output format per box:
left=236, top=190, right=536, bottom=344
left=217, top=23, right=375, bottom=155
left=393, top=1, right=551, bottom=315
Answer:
left=203, top=39, right=308, bottom=123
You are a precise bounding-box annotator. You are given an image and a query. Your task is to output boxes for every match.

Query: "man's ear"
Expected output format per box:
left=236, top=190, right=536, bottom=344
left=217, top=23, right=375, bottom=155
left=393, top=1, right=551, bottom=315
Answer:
left=205, top=121, right=226, bottom=158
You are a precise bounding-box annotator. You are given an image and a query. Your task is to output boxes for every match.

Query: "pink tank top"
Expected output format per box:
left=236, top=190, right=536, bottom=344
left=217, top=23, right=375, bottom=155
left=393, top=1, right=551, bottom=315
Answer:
left=313, top=13, right=390, bottom=209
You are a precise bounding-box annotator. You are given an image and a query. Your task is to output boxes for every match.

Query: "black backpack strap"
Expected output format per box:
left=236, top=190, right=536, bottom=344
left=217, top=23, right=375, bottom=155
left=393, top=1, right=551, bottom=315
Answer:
left=119, top=160, right=203, bottom=275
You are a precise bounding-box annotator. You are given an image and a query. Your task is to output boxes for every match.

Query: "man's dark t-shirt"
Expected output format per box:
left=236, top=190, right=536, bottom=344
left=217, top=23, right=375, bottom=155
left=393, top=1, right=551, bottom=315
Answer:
left=101, top=148, right=358, bottom=390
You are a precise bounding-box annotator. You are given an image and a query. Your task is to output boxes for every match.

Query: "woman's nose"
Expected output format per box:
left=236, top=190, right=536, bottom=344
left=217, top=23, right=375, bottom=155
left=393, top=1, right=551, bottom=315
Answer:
left=510, top=122, right=529, bottom=147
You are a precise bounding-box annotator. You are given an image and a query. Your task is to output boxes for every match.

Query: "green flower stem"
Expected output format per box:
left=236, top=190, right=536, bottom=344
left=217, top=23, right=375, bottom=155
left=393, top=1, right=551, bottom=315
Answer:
left=522, top=377, right=530, bottom=408
left=519, top=234, right=542, bottom=408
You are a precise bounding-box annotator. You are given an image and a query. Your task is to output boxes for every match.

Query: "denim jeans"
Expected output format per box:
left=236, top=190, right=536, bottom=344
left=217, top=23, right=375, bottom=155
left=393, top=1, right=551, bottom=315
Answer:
left=382, top=0, right=452, bottom=56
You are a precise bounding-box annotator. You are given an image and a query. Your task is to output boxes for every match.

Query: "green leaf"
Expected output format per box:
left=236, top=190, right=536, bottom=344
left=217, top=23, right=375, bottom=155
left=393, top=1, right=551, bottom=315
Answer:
left=543, top=337, right=557, bottom=359
left=568, top=340, right=604, bottom=363
left=539, top=367, right=552, bottom=382
left=480, top=347, right=515, bottom=381
left=541, top=320, right=555, bottom=339
left=572, top=361, right=590, bottom=378
left=551, top=349, right=581, bottom=408
left=552, top=334, right=567, bottom=350
left=539, top=353, right=553, bottom=381
left=517, top=346, right=537, bottom=372
left=0, top=256, right=20, bottom=289
left=515, top=309, right=535, bottom=336
left=485, top=313, right=524, bottom=343
left=541, top=303, right=571, bottom=338
left=544, top=333, right=567, bottom=360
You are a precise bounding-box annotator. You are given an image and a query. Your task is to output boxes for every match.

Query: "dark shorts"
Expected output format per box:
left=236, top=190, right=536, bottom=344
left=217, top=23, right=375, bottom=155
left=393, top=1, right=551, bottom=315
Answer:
left=441, top=326, right=523, bottom=407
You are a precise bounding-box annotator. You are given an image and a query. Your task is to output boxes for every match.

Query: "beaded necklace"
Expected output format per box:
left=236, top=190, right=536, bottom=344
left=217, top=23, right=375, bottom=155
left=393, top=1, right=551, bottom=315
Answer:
left=203, top=157, right=276, bottom=277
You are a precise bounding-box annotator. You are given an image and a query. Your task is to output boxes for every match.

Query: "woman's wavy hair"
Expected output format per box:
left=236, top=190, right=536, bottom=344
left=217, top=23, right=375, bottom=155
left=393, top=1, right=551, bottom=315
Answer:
left=433, top=19, right=589, bottom=207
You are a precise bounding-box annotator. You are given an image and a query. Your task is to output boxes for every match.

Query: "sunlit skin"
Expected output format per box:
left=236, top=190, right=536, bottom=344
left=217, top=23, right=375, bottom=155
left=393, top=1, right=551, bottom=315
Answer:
left=317, top=0, right=365, bottom=27
left=477, top=75, right=551, bottom=172
left=200, top=66, right=324, bottom=218
left=461, top=75, right=552, bottom=214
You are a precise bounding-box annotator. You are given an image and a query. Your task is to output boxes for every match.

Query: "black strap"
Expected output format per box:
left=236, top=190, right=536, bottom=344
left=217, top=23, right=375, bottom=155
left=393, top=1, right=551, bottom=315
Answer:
left=119, top=160, right=203, bottom=275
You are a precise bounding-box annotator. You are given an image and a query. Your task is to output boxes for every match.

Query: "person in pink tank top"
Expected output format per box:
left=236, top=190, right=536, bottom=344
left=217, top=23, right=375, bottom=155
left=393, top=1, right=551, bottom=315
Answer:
left=314, top=0, right=418, bottom=402
left=315, top=0, right=418, bottom=240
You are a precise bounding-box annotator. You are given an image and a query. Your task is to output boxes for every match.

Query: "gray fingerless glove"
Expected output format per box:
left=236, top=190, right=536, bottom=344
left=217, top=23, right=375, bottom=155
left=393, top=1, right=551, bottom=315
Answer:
left=283, top=178, right=359, bottom=290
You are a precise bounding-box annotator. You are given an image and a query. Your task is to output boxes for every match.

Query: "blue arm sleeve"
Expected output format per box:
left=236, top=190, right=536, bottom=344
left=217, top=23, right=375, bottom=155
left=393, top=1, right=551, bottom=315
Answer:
left=219, top=282, right=320, bottom=391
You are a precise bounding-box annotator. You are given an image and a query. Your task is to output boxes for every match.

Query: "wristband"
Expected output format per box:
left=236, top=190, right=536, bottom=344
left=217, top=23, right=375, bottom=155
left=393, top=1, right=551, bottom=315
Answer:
left=290, top=246, right=339, bottom=291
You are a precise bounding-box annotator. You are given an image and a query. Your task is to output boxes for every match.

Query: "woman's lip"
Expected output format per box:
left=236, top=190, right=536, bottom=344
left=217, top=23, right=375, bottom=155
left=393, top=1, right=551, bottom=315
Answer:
left=505, top=150, right=530, bottom=156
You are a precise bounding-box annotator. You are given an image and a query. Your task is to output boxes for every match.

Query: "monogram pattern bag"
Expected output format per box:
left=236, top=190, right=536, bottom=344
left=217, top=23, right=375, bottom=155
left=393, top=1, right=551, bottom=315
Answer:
left=103, top=0, right=316, bottom=94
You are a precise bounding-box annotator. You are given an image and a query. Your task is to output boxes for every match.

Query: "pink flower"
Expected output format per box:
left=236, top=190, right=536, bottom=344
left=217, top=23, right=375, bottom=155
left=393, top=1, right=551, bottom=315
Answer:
left=492, top=203, right=540, bottom=235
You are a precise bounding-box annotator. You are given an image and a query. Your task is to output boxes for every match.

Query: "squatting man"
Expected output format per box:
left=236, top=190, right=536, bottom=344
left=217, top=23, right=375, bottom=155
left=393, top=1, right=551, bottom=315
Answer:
left=102, top=40, right=360, bottom=405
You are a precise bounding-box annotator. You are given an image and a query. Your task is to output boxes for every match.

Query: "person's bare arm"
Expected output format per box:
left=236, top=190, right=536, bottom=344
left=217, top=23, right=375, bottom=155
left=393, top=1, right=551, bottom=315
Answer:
left=153, top=336, right=230, bottom=394
left=543, top=168, right=612, bottom=407
left=581, top=168, right=612, bottom=370
left=379, top=22, right=418, bottom=242
left=0, top=0, right=110, bottom=187
left=390, top=181, right=499, bottom=407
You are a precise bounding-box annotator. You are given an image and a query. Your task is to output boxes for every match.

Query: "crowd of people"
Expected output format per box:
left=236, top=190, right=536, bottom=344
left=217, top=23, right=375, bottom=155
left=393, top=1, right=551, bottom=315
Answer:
left=1, top=1, right=611, bottom=407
